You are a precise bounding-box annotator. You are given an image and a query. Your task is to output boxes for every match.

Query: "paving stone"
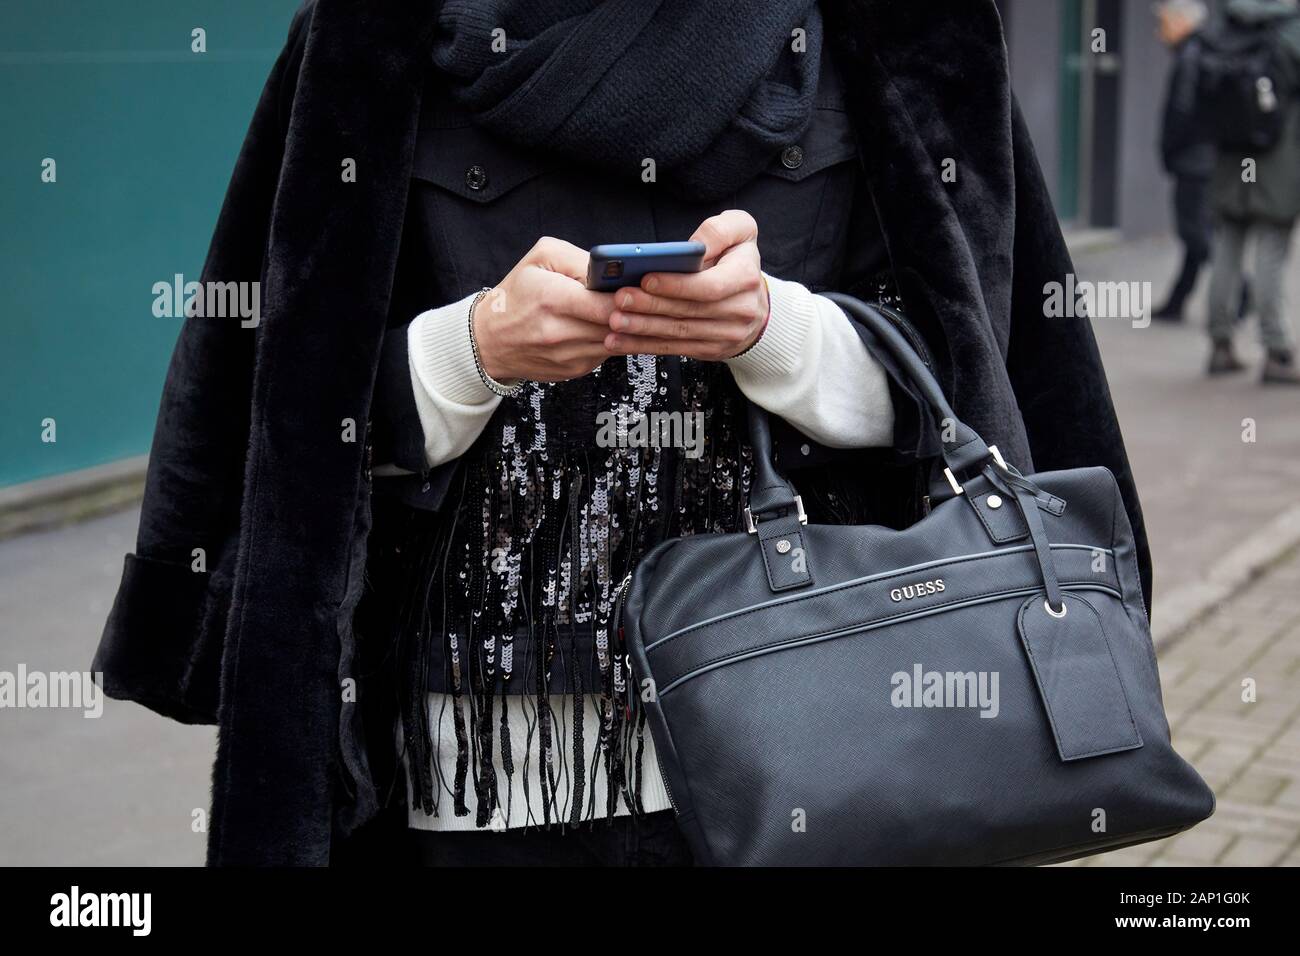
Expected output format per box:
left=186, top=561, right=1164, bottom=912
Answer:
left=1138, top=543, right=1300, bottom=866
left=1160, top=827, right=1236, bottom=864
left=1090, top=841, right=1164, bottom=867
left=1221, top=772, right=1289, bottom=806
left=1182, top=715, right=1273, bottom=746
left=1191, top=739, right=1257, bottom=771
left=1274, top=781, right=1300, bottom=809
left=1218, top=836, right=1288, bottom=867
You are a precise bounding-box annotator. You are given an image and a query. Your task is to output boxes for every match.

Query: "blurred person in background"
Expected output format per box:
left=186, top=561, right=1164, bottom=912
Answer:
left=1202, top=0, right=1300, bottom=383
left=1154, top=0, right=1217, bottom=323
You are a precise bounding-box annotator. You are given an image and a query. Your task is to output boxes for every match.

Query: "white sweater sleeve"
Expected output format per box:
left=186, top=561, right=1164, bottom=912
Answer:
left=405, top=276, right=895, bottom=472
left=724, top=274, right=894, bottom=448
left=405, top=292, right=503, bottom=470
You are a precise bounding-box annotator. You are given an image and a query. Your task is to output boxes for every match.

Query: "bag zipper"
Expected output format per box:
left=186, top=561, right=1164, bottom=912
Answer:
left=612, top=572, right=679, bottom=813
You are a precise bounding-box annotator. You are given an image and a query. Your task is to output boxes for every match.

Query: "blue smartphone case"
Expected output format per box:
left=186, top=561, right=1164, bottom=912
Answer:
left=585, top=241, right=706, bottom=291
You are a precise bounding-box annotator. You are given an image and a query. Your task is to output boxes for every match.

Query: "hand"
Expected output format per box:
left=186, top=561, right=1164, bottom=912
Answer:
left=605, top=209, right=770, bottom=360
left=473, top=237, right=616, bottom=383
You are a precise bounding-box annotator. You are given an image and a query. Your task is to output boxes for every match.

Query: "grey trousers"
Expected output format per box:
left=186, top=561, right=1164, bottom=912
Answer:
left=1208, top=217, right=1296, bottom=351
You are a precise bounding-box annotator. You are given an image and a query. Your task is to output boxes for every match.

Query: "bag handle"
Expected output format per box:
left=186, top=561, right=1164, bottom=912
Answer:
left=744, top=294, right=1068, bottom=611
left=744, top=293, right=1008, bottom=528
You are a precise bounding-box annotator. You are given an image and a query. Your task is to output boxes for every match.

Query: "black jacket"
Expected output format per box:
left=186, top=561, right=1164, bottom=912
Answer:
left=92, top=0, right=1151, bottom=865
left=1160, top=34, right=1216, bottom=179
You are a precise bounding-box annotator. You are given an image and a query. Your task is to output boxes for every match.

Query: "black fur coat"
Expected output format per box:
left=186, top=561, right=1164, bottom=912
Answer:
left=91, top=0, right=1151, bottom=865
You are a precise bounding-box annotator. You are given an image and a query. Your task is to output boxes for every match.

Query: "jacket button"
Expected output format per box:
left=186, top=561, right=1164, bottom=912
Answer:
left=781, top=145, right=804, bottom=170
left=465, top=165, right=489, bottom=191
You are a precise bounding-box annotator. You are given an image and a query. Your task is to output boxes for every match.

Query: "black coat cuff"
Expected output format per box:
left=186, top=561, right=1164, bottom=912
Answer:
left=92, top=553, right=222, bottom=725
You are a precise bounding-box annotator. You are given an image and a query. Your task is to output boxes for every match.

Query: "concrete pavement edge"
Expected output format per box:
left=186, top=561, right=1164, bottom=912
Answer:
left=0, top=455, right=147, bottom=541
left=1152, top=501, right=1300, bottom=650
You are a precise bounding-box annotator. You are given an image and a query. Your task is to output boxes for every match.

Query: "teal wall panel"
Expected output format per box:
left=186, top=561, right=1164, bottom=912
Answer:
left=0, top=1, right=298, bottom=487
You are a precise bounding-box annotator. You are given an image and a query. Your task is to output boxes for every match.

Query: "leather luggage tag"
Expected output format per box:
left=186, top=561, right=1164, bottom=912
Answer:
left=1017, top=593, right=1143, bottom=762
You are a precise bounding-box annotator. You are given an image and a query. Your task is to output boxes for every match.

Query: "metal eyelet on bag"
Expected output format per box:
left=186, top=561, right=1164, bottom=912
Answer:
left=1044, top=600, right=1068, bottom=619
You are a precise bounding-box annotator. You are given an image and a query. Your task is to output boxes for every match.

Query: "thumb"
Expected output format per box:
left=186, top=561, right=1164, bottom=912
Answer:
left=529, top=236, right=589, bottom=284
left=690, top=209, right=759, bottom=266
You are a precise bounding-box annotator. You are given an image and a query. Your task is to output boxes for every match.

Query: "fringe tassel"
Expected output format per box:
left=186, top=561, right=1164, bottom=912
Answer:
left=396, top=359, right=762, bottom=829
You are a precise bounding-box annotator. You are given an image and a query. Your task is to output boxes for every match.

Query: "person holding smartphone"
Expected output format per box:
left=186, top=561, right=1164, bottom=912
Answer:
left=94, top=0, right=1151, bottom=867
left=381, top=20, right=900, bottom=864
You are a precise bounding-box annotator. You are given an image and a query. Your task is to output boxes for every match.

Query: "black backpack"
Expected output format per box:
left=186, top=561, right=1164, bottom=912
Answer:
left=1198, top=17, right=1293, bottom=152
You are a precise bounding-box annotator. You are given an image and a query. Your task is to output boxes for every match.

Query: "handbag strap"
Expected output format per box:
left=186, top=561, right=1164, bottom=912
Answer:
left=823, top=292, right=1002, bottom=480
left=743, top=293, right=1066, bottom=609
left=744, top=293, right=1006, bottom=525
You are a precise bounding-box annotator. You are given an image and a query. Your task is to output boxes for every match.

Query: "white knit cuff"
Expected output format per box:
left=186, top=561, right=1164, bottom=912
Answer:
left=723, top=273, right=815, bottom=380
left=409, top=292, right=500, bottom=407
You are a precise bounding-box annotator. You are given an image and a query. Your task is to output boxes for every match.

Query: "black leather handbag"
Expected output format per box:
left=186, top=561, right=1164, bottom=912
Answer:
left=619, top=293, right=1215, bottom=866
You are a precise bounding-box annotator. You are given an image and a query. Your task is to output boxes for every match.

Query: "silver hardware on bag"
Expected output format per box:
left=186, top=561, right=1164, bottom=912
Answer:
left=944, top=444, right=1009, bottom=496
left=986, top=494, right=1003, bottom=510
left=744, top=495, right=807, bottom=534
left=1044, top=599, right=1068, bottom=619
left=776, top=539, right=791, bottom=554
left=468, top=286, right=524, bottom=398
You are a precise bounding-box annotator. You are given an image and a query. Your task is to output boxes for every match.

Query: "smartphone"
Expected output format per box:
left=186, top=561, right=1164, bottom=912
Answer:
left=585, top=241, right=706, bottom=292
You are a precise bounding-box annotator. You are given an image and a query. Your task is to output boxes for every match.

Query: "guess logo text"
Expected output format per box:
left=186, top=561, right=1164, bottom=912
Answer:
left=889, top=578, right=946, bottom=603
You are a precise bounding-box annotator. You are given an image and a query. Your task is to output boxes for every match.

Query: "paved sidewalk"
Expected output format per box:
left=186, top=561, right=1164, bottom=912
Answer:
left=0, top=508, right=214, bottom=866
left=1069, top=236, right=1300, bottom=866
left=1077, top=543, right=1300, bottom=867
left=1072, top=236, right=1300, bottom=626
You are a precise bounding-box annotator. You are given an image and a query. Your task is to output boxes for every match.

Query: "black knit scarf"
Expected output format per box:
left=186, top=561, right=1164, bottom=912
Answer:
left=431, top=0, right=823, bottom=200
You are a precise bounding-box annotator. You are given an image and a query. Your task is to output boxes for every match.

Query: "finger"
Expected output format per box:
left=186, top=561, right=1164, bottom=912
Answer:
left=608, top=311, right=749, bottom=342
left=539, top=313, right=611, bottom=345
left=604, top=332, right=731, bottom=358
left=612, top=286, right=712, bottom=318
left=689, top=209, right=758, bottom=266
left=542, top=274, right=616, bottom=325
left=530, top=235, right=590, bottom=283
left=635, top=244, right=760, bottom=304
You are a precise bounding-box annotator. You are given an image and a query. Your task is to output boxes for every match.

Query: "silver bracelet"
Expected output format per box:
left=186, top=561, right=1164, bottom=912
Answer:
left=467, top=286, right=524, bottom=398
